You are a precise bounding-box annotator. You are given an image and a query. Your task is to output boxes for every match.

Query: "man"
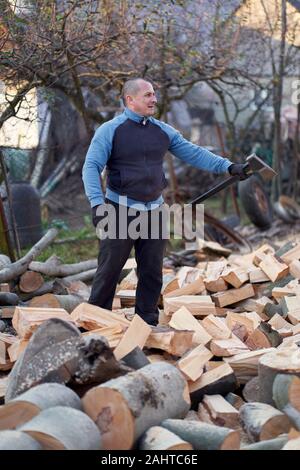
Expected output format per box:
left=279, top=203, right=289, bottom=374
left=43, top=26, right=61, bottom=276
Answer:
left=82, top=78, right=247, bottom=325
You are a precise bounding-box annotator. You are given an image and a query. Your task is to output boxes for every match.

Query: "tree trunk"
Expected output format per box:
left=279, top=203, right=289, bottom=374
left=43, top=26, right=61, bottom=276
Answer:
left=29, top=256, right=97, bottom=277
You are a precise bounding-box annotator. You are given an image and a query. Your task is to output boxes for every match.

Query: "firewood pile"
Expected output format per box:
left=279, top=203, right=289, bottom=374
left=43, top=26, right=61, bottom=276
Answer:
left=1, top=232, right=300, bottom=450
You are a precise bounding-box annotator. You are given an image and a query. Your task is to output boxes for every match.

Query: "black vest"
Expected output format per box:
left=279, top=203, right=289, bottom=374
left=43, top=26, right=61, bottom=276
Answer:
left=106, top=118, right=170, bottom=202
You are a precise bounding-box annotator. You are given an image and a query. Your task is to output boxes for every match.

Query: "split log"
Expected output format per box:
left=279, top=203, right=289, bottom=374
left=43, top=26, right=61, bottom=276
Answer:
left=289, top=259, right=300, bottom=279
left=19, top=406, right=101, bottom=450
left=201, top=394, right=239, bottom=428
left=259, top=254, right=289, bottom=282
left=82, top=362, right=190, bottom=450
left=177, top=345, right=212, bottom=382
left=146, top=326, right=194, bottom=356
left=0, top=383, right=82, bottom=430
left=221, top=267, right=249, bottom=288
left=139, top=426, right=193, bottom=451
left=164, top=295, right=216, bottom=317
left=245, top=323, right=282, bottom=350
left=241, top=434, right=288, bottom=450
left=211, top=284, right=255, bottom=308
left=258, top=348, right=300, bottom=405
left=281, top=296, right=300, bottom=325
left=252, top=244, right=275, bottom=266
left=204, top=261, right=228, bottom=292
left=0, top=229, right=58, bottom=282
left=239, top=402, right=291, bottom=442
left=248, top=268, right=269, bottom=283
left=71, top=302, right=130, bottom=329
left=113, top=315, right=152, bottom=361
left=210, top=337, right=249, bottom=357
left=224, top=348, right=275, bottom=385
left=164, top=277, right=206, bottom=298
left=202, top=314, right=231, bottom=340
left=161, top=419, right=240, bottom=450
left=0, top=430, right=42, bottom=450
left=29, top=293, right=82, bottom=312
left=280, top=243, right=300, bottom=264
left=7, top=339, right=29, bottom=362
left=19, top=271, right=44, bottom=293
left=29, top=255, right=98, bottom=277
left=226, top=312, right=257, bottom=335
left=168, top=306, right=212, bottom=346
left=12, top=306, right=74, bottom=339
left=189, top=363, right=237, bottom=405
left=82, top=326, right=123, bottom=349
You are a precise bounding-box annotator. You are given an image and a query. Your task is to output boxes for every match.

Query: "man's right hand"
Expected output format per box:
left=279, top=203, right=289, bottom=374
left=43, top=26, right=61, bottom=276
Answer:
left=92, top=204, right=104, bottom=228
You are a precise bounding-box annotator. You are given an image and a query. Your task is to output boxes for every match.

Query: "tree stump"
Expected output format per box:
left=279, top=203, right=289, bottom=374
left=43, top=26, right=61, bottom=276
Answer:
left=82, top=362, right=190, bottom=450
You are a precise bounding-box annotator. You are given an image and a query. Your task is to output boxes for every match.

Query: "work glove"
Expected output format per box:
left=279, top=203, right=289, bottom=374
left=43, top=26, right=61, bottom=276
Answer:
left=228, top=163, right=249, bottom=181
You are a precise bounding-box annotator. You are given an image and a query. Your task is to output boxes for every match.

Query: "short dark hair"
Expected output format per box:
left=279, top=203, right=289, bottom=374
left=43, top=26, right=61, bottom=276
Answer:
left=122, top=78, right=152, bottom=106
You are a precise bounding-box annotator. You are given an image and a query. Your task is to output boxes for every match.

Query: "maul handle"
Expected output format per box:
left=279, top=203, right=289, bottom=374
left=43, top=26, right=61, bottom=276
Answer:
left=189, top=175, right=240, bottom=205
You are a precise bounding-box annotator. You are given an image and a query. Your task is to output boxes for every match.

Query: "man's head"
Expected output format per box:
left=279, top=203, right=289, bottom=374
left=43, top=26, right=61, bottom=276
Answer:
left=122, top=78, right=157, bottom=116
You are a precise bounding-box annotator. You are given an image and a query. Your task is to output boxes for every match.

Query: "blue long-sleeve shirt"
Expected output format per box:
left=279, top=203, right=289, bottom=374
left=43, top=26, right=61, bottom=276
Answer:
left=82, top=107, right=232, bottom=210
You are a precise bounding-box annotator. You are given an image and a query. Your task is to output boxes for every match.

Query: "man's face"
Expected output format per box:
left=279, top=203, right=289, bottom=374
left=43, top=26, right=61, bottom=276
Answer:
left=126, top=81, right=157, bottom=116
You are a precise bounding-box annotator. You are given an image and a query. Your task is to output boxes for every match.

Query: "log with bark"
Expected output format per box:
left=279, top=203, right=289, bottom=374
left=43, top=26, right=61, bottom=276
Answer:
left=19, top=406, right=102, bottom=450
left=258, top=347, right=300, bottom=405
left=19, top=271, right=44, bottom=293
left=161, top=419, right=240, bottom=450
left=0, top=430, right=42, bottom=450
left=0, top=229, right=58, bottom=283
left=239, top=402, right=292, bottom=442
left=0, top=383, right=82, bottom=430
left=5, top=319, right=130, bottom=401
left=272, top=374, right=300, bottom=430
left=139, top=426, right=193, bottom=450
left=82, top=362, right=190, bottom=450
left=29, top=255, right=98, bottom=277
left=28, top=293, right=82, bottom=312
left=241, top=434, right=288, bottom=450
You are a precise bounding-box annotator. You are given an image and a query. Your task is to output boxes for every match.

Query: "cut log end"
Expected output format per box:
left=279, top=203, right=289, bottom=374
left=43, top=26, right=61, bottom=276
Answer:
left=220, top=430, right=241, bottom=450
left=82, top=387, right=134, bottom=450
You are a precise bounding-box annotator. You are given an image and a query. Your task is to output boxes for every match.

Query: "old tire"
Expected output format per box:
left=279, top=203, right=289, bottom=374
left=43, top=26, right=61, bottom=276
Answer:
left=238, top=175, right=273, bottom=229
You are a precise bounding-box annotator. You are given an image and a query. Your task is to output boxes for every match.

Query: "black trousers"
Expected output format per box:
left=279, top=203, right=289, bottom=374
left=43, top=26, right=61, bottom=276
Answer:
left=89, top=200, right=167, bottom=325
